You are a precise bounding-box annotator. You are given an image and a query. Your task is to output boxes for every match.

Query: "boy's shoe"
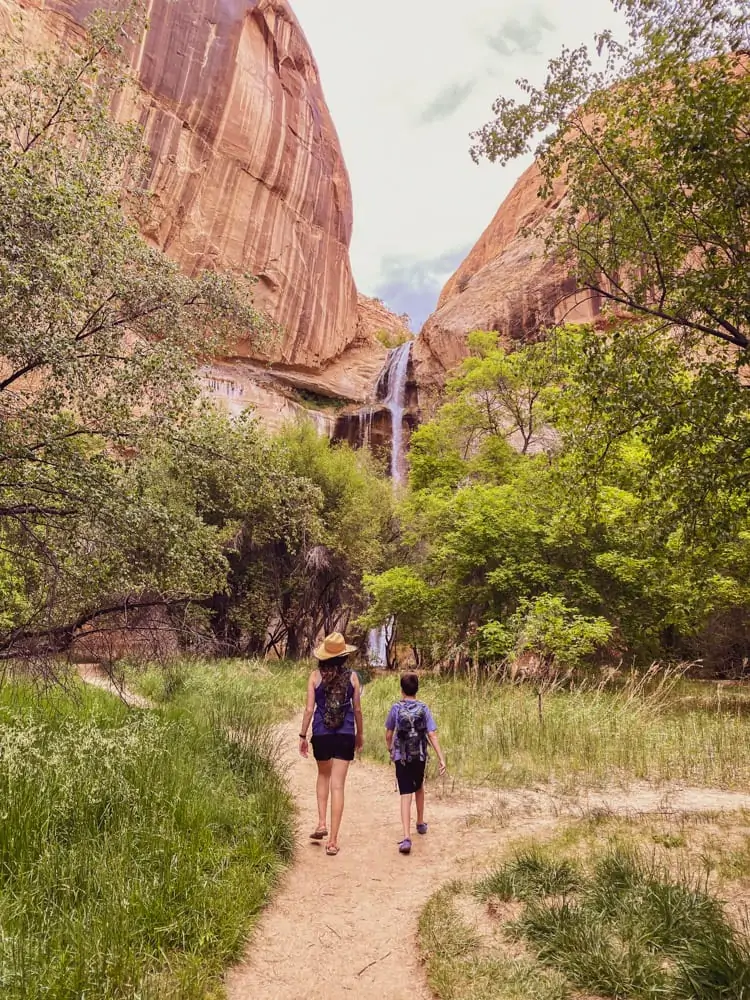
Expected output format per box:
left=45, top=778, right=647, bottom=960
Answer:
left=398, top=838, right=412, bottom=854
left=416, top=823, right=428, bottom=835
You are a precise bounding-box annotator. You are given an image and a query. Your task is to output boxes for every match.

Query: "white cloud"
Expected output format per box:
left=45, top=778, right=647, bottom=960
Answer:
left=292, top=0, right=624, bottom=328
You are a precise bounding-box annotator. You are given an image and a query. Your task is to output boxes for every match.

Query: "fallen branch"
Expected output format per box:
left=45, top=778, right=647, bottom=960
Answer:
left=357, top=951, right=391, bottom=978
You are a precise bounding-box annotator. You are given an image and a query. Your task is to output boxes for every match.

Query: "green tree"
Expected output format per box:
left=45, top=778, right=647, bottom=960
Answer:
left=481, top=594, right=613, bottom=670
left=359, top=566, right=441, bottom=667
left=273, top=422, right=394, bottom=656
left=370, top=330, right=750, bottom=670
left=548, top=324, right=750, bottom=658
left=407, top=331, right=557, bottom=492
left=136, top=409, right=322, bottom=656
left=0, top=8, right=274, bottom=657
left=463, top=2, right=750, bottom=670
left=448, top=331, right=560, bottom=455
left=472, top=0, right=750, bottom=350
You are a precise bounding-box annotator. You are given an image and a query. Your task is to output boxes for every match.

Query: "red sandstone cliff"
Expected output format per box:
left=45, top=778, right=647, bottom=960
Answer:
left=200, top=293, right=414, bottom=428
left=3, top=0, right=358, bottom=370
left=414, top=163, right=599, bottom=391
left=356, top=294, right=411, bottom=344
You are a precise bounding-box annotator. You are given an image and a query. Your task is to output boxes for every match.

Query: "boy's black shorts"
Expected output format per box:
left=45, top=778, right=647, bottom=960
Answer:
left=312, top=733, right=355, bottom=761
left=395, top=757, right=426, bottom=794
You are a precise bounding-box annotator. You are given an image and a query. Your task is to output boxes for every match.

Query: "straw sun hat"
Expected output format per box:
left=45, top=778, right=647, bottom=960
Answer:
left=314, top=631, right=357, bottom=661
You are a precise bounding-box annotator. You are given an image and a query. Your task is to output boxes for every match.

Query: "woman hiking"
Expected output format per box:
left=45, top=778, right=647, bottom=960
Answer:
left=298, top=632, right=363, bottom=856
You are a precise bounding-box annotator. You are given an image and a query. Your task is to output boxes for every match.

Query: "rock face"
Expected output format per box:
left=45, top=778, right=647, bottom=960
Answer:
left=5, top=0, right=358, bottom=369
left=201, top=292, right=413, bottom=433
left=414, top=162, right=599, bottom=393
left=356, top=294, right=411, bottom=345
left=201, top=361, right=338, bottom=434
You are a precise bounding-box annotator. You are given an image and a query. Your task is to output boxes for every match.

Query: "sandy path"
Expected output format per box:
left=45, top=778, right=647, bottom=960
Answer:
left=76, top=666, right=750, bottom=999
left=77, top=663, right=152, bottom=708
left=226, top=719, right=750, bottom=1000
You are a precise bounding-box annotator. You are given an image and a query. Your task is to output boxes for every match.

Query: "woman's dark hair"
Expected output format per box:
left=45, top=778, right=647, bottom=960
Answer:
left=318, top=654, right=350, bottom=673
left=400, top=672, right=419, bottom=697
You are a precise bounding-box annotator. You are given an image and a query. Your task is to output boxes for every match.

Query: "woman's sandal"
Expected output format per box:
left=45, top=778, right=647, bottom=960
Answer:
left=325, top=843, right=340, bottom=856
left=398, top=838, right=412, bottom=855
left=416, top=822, right=428, bottom=835
left=309, top=827, right=328, bottom=840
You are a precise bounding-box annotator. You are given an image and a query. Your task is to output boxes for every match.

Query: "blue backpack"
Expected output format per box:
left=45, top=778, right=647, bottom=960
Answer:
left=395, top=701, right=428, bottom=763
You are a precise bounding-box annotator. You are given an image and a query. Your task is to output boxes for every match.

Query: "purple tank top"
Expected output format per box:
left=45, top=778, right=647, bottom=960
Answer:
left=312, top=675, right=355, bottom=736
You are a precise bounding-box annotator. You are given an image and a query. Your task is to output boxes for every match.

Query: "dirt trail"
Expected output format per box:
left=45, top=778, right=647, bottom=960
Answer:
left=76, top=665, right=750, bottom=999
left=226, top=718, right=750, bottom=1000
left=77, top=663, right=151, bottom=708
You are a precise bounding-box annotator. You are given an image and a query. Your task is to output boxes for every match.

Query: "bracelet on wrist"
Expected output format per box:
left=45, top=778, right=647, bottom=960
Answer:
left=299, top=734, right=307, bottom=740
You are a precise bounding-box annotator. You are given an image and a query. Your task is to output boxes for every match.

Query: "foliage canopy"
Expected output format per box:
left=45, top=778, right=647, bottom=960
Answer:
left=472, top=0, right=750, bottom=350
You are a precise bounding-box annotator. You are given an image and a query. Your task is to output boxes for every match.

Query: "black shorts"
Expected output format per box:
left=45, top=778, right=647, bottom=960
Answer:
left=311, top=733, right=355, bottom=762
left=395, top=758, right=426, bottom=794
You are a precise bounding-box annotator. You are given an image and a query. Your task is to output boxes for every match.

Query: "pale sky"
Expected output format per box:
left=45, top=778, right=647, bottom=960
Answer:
left=292, top=0, right=623, bottom=330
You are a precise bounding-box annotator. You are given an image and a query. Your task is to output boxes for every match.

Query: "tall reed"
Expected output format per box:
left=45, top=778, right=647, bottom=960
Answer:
left=362, top=671, right=750, bottom=788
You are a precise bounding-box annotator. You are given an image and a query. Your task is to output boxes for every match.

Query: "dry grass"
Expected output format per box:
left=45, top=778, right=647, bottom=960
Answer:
left=362, top=670, right=750, bottom=789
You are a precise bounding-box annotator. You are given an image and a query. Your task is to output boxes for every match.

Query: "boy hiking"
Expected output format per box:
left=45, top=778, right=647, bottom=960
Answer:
left=385, top=672, right=446, bottom=855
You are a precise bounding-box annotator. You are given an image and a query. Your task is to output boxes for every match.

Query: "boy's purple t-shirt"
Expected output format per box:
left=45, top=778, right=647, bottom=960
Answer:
left=385, top=700, right=437, bottom=761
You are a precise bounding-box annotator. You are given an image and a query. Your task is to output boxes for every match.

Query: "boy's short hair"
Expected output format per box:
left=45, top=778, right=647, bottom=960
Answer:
left=400, top=672, right=419, bottom=697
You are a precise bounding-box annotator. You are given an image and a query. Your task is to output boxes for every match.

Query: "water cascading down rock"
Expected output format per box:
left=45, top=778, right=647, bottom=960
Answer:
left=332, top=340, right=415, bottom=482
left=376, top=341, right=413, bottom=486
left=366, top=341, right=413, bottom=665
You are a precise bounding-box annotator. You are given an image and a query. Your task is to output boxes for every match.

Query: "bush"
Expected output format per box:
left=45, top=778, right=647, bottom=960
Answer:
left=482, top=595, right=614, bottom=670
left=374, top=328, right=411, bottom=349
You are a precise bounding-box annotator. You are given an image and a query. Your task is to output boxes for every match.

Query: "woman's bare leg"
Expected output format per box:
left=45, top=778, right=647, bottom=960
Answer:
left=316, top=760, right=332, bottom=831
left=328, top=758, right=351, bottom=848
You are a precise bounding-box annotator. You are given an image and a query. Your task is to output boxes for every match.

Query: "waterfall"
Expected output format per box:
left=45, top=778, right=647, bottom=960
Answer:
left=366, top=342, right=413, bottom=665
left=362, top=405, right=373, bottom=451
left=367, top=624, right=387, bottom=666
left=306, top=409, right=334, bottom=438
left=376, top=342, right=412, bottom=485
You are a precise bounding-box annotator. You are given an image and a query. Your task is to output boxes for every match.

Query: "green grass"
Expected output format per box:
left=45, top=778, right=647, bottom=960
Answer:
left=360, top=673, right=750, bottom=788
left=419, top=884, right=570, bottom=1000
left=508, top=848, right=750, bottom=998
left=475, top=849, right=582, bottom=902
left=129, top=657, right=308, bottom=722
left=140, top=661, right=750, bottom=791
left=421, top=821, right=750, bottom=1000
left=131, top=661, right=750, bottom=791
left=0, top=674, right=295, bottom=999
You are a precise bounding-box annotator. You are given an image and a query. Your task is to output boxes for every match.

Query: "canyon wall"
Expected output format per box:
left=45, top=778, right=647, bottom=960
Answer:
left=202, top=293, right=399, bottom=428
left=414, top=163, right=600, bottom=394
left=356, top=294, right=411, bottom=345
left=3, top=0, right=360, bottom=371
